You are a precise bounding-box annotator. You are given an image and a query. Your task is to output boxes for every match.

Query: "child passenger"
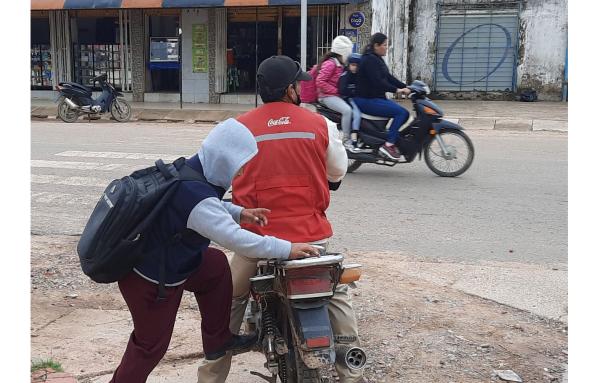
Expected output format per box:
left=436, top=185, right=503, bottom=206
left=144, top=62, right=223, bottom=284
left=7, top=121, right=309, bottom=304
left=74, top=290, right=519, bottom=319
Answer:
left=338, top=53, right=363, bottom=152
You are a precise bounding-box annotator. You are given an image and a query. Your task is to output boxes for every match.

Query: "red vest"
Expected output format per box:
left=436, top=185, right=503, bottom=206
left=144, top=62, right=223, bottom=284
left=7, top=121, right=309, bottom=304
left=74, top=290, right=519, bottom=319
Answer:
left=233, top=102, right=332, bottom=242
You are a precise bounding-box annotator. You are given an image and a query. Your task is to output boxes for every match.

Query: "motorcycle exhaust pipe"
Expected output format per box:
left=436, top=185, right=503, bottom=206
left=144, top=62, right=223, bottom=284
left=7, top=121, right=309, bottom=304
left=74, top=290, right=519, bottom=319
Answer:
left=64, top=98, right=79, bottom=109
left=335, top=345, right=367, bottom=370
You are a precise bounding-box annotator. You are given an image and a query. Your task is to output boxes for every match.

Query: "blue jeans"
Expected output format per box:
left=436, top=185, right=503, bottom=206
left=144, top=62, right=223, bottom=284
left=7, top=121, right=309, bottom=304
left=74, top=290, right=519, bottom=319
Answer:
left=348, top=99, right=361, bottom=132
left=353, top=97, right=410, bottom=144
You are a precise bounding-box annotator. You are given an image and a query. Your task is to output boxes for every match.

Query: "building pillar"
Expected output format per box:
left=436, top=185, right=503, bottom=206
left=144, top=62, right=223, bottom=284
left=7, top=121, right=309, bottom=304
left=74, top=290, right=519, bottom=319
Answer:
left=208, top=8, right=218, bottom=103
left=130, top=9, right=145, bottom=102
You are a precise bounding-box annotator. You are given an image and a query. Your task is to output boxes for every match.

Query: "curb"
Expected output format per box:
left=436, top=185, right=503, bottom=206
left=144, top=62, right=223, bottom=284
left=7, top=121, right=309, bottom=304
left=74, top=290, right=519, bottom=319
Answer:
left=30, top=111, right=567, bottom=133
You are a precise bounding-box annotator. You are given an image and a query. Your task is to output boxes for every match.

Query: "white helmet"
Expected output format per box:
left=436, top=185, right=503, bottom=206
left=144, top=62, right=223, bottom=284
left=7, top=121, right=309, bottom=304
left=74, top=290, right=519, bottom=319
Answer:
left=331, top=35, right=354, bottom=63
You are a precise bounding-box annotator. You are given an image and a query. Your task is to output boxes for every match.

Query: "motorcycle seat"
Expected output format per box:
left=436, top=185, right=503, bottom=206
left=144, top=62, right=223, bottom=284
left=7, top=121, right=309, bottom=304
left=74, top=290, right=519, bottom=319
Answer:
left=361, top=113, right=389, bottom=121
left=59, top=82, right=93, bottom=94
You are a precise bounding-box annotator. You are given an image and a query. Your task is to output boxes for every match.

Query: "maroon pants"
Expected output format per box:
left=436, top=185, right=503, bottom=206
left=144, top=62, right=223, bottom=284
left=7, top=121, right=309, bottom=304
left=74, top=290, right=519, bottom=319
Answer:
left=110, top=247, right=233, bottom=383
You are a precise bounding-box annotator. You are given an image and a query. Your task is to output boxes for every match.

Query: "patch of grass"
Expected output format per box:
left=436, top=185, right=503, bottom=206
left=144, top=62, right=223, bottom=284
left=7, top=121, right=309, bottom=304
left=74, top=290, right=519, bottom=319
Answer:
left=31, top=358, right=63, bottom=373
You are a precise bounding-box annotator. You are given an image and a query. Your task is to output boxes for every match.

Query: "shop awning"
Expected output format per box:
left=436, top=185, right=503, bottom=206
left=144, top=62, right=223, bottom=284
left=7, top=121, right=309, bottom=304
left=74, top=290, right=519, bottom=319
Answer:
left=31, top=0, right=357, bottom=10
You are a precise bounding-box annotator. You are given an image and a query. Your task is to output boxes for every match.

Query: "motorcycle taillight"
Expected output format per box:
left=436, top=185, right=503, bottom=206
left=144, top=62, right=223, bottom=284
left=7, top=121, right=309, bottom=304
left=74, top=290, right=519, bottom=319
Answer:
left=285, top=267, right=333, bottom=299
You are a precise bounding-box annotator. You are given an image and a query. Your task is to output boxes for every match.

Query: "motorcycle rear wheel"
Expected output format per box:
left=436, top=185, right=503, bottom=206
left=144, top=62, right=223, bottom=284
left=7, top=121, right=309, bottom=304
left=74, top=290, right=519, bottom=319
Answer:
left=110, top=98, right=132, bottom=122
left=424, top=129, right=474, bottom=177
left=280, top=315, right=321, bottom=383
left=57, top=98, right=79, bottom=123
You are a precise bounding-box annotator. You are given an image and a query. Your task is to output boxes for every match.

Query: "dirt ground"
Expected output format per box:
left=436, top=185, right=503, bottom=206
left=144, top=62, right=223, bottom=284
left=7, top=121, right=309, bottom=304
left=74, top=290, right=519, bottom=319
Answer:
left=31, top=235, right=567, bottom=382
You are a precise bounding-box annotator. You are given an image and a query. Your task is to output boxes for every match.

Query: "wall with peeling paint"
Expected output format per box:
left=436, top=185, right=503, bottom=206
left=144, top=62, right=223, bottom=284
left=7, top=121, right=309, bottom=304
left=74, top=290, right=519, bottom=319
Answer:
left=517, top=0, right=567, bottom=100
left=369, top=0, right=410, bottom=82
left=370, top=0, right=568, bottom=100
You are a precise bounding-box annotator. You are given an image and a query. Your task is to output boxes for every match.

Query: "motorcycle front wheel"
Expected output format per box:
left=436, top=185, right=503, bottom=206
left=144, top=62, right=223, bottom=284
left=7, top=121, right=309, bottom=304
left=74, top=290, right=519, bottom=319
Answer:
left=110, top=98, right=132, bottom=122
left=57, top=98, right=79, bottom=123
left=424, top=129, right=474, bottom=177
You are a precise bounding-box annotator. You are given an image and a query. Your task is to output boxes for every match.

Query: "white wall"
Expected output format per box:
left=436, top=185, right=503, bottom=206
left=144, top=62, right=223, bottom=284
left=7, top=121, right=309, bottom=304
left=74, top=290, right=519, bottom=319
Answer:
left=406, top=0, right=438, bottom=86
left=370, top=0, right=410, bottom=82
left=517, top=0, right=568, bottom=100
left=181, top=9, right=210, bottom=103
left=405, top=0, right=567, bottom=99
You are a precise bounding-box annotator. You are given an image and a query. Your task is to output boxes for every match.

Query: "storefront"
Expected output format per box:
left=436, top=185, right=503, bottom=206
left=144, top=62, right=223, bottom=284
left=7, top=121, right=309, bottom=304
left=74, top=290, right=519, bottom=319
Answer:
left=31, top=14, right=53, bottom=90
left=146, top=9, right=181, bottom=93
left=224, top=5, right=346, bottom=95
left=70, top=9, right=132, bottom=91
left=30, top=0, right=363, bottom=103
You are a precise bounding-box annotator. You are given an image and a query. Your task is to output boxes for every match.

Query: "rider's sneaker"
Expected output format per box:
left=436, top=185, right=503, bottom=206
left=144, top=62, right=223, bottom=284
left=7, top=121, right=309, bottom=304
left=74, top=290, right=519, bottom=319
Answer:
left=205, top=333, right=258, bottom=360
left=344, top=141, right=358, bottom=153
left=379, top=144, right=402, bottom=160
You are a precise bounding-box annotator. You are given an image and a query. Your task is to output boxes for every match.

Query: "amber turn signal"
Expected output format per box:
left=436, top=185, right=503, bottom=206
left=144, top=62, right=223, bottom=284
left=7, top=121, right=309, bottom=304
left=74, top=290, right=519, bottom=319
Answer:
left=423, top=106, right=438, bottom=115
left=340, top=264, right=362, bottom=284
left=430, top=129, right=437, bottom=135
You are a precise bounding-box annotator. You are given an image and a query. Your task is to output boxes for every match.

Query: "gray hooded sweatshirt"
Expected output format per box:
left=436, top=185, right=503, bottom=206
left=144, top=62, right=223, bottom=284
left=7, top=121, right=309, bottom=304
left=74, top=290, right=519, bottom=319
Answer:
left=134, top=118, right=291, bottom=286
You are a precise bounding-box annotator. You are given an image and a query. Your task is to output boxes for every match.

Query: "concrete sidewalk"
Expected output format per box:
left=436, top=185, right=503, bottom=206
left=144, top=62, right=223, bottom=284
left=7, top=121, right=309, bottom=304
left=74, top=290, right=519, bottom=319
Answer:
left=31, top=99, right=568, bottom=132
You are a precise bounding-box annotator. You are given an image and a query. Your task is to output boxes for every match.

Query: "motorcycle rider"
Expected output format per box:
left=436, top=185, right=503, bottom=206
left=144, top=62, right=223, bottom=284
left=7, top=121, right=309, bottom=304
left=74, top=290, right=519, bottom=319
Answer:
left=197, top=55, right=365, bottom=383
left=354, top=32, right=412, bottom=161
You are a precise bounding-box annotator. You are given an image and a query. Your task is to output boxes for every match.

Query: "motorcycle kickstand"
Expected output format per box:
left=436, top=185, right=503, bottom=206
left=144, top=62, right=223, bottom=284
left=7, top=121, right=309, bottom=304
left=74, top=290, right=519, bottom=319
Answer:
left=249, top=371, right=278, bottom=383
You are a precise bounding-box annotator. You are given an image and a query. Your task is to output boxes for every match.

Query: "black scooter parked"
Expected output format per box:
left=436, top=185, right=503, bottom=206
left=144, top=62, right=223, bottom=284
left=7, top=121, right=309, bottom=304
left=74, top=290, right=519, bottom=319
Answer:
left=316, top=81, right=474, bottom=177
left=55, top=74, right=132, bottom=123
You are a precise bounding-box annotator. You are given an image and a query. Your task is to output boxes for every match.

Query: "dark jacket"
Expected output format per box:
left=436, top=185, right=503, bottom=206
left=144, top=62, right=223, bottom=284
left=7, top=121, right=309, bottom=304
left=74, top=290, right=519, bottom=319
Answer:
left=357, top=50, right=406, bottom=99
left=338, top=70, right=359, bottom=99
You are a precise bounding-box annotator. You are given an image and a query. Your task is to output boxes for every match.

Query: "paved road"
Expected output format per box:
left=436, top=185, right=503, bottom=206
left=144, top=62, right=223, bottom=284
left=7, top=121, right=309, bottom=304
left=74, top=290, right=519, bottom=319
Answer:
left=31, top=120, right=567, bottom=265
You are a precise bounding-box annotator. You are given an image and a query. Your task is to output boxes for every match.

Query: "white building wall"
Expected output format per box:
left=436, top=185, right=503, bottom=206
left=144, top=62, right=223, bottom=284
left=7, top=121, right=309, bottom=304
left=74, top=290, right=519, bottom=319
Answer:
left=403, top=0, right=567, bottom=100
left=405, top=0, right=438, bottom=87
left=517, top=0, right=568, bottom=100
left=181, top=9, right=210, bottom=103
left=369, top=0, right=410, bottom=82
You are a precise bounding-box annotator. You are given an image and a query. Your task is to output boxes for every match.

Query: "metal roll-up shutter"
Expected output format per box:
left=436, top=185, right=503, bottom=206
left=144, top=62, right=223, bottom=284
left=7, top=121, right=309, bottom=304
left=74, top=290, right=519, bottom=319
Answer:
left=434, top=2, right=520, bottom=92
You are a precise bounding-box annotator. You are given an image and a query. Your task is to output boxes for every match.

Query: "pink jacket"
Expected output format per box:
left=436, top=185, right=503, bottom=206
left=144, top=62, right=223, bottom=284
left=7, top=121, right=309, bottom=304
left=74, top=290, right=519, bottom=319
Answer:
left=316, top=58, right=343, bottom=98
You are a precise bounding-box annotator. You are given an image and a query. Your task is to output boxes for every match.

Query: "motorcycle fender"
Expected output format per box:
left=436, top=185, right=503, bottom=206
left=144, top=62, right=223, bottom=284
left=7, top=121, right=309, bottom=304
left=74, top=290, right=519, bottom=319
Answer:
left=115, top=91, right=124, bottom=97
left=432, top=119, right=464, bottom=132
left=291, top=304, right=336, bottom=369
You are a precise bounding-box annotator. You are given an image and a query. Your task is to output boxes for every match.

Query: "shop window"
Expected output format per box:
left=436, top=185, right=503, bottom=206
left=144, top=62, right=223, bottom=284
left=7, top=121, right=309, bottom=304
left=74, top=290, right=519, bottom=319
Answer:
left=227, top=8, right=278, bottom=93
left=148, top=16, right=180, bottom=93
left=72, top=17, right=128, bottom=90
left=31, top=18, right=52, bottom=90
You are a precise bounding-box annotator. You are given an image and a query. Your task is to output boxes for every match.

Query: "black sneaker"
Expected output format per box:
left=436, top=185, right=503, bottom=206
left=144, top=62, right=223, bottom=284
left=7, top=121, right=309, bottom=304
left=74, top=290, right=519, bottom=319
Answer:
left=205, top=333, right=258, bottom=361
left=379, top=144, right=402, bottom=160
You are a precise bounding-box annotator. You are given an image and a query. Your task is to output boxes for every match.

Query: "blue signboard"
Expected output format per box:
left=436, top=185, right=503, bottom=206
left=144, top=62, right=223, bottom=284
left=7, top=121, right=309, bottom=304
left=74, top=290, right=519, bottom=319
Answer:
left=349, top=12, right=365, bottom=28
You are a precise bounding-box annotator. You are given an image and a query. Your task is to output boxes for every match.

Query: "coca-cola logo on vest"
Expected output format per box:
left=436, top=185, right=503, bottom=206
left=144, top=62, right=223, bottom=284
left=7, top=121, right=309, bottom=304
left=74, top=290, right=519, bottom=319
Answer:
left=267, top=117, right=291, bottom=127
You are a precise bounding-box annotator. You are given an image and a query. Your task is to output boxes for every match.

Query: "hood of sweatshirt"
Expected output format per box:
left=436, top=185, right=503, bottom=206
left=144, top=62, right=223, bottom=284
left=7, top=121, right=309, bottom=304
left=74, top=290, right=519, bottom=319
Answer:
left=197, top=118, right=258, bottom=190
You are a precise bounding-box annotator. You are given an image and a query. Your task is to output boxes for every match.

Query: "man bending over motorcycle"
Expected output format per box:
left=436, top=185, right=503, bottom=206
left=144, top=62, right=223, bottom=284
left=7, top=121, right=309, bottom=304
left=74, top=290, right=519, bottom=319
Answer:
left=196, top=55, right=365, bottom=383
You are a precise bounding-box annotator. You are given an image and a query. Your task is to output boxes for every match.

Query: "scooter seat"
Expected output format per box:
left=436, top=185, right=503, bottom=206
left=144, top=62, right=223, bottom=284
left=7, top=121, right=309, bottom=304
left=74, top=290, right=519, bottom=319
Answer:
left=361, top=113, right=389, bottom=121
left=59, top=82, right=92, bottom=94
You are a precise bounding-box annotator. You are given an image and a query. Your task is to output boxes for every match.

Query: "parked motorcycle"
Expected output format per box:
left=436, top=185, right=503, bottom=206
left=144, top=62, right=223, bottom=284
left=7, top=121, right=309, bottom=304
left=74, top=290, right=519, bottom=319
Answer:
left=55, top=74, right=131, bottom=123
left=316, top=81, right=474, bottom=176
left=243, top=248, right=366, bottom=383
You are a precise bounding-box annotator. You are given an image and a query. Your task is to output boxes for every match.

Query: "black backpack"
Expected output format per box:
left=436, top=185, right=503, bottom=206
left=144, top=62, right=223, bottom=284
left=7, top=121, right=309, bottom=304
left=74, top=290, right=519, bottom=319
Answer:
left=77, top=157, right=206, bottom=294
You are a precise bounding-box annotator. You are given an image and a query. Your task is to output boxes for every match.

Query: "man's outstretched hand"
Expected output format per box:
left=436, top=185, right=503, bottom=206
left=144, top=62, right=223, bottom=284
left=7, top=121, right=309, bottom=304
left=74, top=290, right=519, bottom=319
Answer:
left=240, top=208, right=270, bottom=227
left=289, top=244, right=320, bottom=260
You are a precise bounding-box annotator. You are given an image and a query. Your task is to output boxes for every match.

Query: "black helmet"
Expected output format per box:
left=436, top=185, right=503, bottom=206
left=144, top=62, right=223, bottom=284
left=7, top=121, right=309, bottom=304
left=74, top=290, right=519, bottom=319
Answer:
left=257, top=55, right=312, bottom=92
left=348, top=53, right=362, bottom=65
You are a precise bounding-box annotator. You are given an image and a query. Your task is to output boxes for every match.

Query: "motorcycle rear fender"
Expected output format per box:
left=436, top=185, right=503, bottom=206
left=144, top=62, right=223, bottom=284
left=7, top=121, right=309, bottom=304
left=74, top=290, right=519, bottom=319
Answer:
left=289, top=302, right=336, bottom=368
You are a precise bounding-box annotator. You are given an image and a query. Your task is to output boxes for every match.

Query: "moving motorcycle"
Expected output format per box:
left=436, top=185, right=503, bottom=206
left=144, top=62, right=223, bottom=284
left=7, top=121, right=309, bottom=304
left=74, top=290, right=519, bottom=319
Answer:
left=55, top=74, right=132, bottom=123
left=316, top=81, right=474, bottom=176
left=243, top=248, right=366, bottom=383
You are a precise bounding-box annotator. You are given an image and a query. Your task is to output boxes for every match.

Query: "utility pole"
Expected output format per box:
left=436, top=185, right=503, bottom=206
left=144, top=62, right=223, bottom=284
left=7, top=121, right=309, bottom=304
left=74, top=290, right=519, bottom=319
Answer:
left=301, top=0, right=307, bottom=70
